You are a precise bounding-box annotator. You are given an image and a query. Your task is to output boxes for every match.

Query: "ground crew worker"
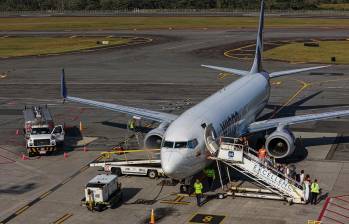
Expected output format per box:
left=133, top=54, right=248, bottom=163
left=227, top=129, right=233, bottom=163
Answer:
left=204, top=167, right=216, bottom=191
left=243, top=136, right=249, bottom=148
left=310, top=179, right=320, bottom=205
left=258, top=145, right=267, bottom=164
left=127, top=118, right=135, bottom=131
left=194, top=179, right=203, bottom=207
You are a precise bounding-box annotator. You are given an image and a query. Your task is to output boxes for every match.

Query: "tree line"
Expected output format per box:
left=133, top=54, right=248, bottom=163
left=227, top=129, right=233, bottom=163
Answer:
left=0, top=0, right=348, bottom=11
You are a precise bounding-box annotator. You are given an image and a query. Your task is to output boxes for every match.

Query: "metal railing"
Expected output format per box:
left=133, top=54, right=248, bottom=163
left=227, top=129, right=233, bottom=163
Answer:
left=1, top=9, right=349, bottom=17
left=219, top=137, right=303, bottom=190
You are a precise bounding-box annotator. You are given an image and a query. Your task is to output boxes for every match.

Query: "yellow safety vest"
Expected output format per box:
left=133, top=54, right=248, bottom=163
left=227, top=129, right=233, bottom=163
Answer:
left=311, top=183, right=320, bottom=193
left=194, top=182, right=203, bottom=194
left=205, top=169, right=216, bottom=179
left=128, top=120, right=135, bottom=129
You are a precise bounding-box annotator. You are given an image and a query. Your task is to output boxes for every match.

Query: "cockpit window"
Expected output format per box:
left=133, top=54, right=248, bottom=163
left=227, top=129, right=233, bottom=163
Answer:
left=174, top=142, right=187, bottom=148
left=163, top=141, right=174, bottom=148
left=187, top=139, right=198, bottom=149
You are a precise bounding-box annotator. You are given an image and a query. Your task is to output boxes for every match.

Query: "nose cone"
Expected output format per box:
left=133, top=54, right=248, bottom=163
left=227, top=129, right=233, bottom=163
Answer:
left=161, top=148, right=188, bottom=180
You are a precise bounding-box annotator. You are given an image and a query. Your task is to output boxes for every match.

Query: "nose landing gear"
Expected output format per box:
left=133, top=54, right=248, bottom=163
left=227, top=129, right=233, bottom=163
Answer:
left=179, top=177, right=194, bottom=194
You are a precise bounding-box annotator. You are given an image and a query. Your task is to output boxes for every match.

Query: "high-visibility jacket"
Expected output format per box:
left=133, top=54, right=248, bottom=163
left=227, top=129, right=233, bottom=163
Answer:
left=205, top=168, right=216, bottom=179
left=128, top=120, right=135, bottom=129
left=311, top=183, right=320, bottom=193
left=258, top=148, right=267, bottom=159
left=194, top=182, right=203, bottom=194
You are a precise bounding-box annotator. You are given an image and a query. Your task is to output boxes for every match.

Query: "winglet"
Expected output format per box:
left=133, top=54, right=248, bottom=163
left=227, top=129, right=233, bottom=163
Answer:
left=61, top=69, right=67, bottom=99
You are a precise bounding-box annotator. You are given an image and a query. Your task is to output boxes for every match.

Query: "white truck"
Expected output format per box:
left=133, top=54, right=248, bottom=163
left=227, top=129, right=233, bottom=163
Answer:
left=23, top=105, right=64, bottom=157
left=81, top=174, right=123, bottom=212
left=90, top=159, right=165, bottom=179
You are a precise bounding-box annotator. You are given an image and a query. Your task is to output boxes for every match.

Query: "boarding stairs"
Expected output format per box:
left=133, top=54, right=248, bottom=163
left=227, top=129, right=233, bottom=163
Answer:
left=204, top=126, right=304, bottom=204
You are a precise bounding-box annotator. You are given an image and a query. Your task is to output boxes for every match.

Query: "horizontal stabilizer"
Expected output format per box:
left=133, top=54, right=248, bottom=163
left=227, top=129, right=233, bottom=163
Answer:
left=269, top=65, right=331, bottom=78
left=201, top=64, right=249, bottom=76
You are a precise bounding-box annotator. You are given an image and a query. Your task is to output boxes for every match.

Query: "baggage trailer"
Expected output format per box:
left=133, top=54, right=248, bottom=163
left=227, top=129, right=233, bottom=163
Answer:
left=23, top=105, right=64, bottom=157
left=90, top=159, right=165, bottom=179
left=81, top=174, right=123, bottom=212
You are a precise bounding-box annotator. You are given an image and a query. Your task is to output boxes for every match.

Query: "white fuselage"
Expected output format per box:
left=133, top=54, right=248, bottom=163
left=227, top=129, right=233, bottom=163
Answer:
left=160, top=73, right=270, bottom=179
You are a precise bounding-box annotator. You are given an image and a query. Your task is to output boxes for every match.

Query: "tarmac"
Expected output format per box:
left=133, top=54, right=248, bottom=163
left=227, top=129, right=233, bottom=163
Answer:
left=0, top=27, right=349, bottom=224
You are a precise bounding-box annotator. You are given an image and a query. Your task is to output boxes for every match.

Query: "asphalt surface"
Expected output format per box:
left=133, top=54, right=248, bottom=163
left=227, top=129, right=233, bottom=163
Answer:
left=0, top=27, right=349, bottom=224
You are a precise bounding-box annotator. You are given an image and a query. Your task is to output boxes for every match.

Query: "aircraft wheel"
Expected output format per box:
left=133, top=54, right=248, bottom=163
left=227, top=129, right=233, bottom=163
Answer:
left=148, top=170, right=158, bottom=179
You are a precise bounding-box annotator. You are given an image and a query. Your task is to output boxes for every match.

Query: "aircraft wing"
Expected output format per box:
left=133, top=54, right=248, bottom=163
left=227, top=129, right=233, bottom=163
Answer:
left=248, top=109, right=349, bottom=133
left=61, top=71, right=177, bottom=123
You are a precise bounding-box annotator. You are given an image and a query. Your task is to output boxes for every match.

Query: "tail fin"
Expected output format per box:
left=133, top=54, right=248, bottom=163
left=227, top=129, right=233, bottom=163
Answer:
left=250, top=0, right=265, bottom=74
left=61, top=69, right=67, bottom=99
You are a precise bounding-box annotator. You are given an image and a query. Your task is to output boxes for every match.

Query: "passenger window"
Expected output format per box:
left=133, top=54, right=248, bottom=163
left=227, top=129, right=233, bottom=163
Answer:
left=174, top=142, right=187, bottom=148
left=163, top=141, right=174, bottom=148
left=188, top=139, right=198, bottom=149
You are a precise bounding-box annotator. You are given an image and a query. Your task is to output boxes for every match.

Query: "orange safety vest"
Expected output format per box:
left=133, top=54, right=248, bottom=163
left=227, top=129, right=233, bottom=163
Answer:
left=258, top=148, right=267, bottom=159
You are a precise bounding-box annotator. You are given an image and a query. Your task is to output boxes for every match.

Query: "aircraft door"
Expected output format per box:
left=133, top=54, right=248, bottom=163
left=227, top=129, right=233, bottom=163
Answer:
left=52, top=125, right=65, bottom=142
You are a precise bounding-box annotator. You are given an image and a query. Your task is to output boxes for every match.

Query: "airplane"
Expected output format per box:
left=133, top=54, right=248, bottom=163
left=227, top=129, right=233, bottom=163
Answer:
left=60, top=0, right=349, bottom=190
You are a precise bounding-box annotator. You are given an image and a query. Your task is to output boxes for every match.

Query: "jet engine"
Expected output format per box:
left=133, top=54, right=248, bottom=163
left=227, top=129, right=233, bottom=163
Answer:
left=143, top=123, right=169, bottom=149
left=265, top=126, right=296, bottom=158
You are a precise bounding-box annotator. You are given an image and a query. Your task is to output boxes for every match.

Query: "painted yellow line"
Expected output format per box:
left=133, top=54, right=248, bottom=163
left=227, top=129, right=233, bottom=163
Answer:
left=15, top=205, right=29, bottom=215
left=61, top=177, right=73, bottom=185
left=218, top=73, right=231, bottom=80
left=53, top=213, right=73, bottom=224
left=102, top=148, right=160, bottom=154
left=80, top=166, right=89, bottom=172
left=271, top=81, right=282, bottom=85
left=39, top=191, right=52, bottom=199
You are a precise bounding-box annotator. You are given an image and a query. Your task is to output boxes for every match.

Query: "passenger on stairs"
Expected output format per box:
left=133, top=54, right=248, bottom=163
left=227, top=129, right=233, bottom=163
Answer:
left=258, top=145, right=267, bottom=164
left=243, top=136, right=249, bottom=148
left=299, top=170, right=305, bottom=185
left=303, top=174, right=311, bottom=204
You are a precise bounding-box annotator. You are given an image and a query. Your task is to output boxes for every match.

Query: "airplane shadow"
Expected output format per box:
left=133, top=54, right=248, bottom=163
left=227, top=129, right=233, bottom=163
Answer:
left=258, top=90, right=349, bottom=121
left=0, top=183, right=37, bottom=194
left=120, top=187, right=142, bottom=204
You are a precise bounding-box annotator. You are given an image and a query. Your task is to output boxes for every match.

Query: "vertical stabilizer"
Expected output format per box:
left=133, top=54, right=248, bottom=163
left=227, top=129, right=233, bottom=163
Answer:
left=250, top=0, right=265, bottom=74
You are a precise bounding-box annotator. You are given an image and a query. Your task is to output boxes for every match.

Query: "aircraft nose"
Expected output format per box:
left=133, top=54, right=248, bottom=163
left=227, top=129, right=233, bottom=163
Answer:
left=161, top=148, right=187, bottom=179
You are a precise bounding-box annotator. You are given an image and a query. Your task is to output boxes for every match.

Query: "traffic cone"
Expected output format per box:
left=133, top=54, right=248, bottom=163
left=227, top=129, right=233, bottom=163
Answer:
left=64, top=152, right=68, bottom=159
left=21, top=153, right=28, bottom=160
left=149, top=209, right=155, bottom=224
left=16, top=129, right=19, bottom=136
left=83, top=145, right=88, bottom=152
left=79, top=121, right=83, bottom=132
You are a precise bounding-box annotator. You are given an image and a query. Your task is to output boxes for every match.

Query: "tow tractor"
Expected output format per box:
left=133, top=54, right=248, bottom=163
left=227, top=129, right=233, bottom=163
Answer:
left=81, top=174, right=123, bottom=212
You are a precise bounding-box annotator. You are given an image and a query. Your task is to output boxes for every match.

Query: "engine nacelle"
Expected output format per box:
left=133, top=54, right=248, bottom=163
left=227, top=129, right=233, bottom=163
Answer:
left=143, top=123, right=168, bottom=149
left=265, top=127, right=296, bottom=158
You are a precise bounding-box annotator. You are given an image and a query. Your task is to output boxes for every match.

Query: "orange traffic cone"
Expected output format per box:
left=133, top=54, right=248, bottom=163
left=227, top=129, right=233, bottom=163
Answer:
left=16, top=129, right=20, bottom=136
left=21, top=153, right=28, bottom=160
left=83, top=145, right=88, bottom=152
left=149, top=209, right=155, bottom=224
left=64, top=152, right=68, bottom=159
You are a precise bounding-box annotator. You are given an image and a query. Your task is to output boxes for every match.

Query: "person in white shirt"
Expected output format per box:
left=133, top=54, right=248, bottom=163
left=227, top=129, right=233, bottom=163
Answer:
left=300, top=170, right=305, bottom=185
